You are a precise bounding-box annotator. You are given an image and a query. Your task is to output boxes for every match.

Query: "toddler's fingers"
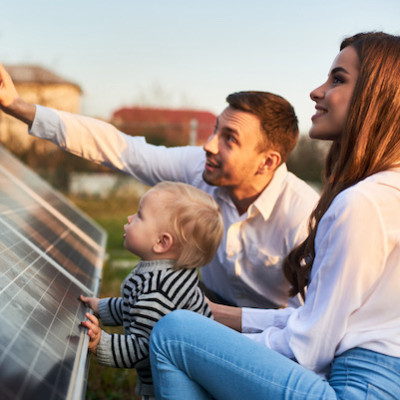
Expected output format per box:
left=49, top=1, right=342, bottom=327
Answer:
left=85, top=312, right=99, bottom=325
left=81, top=321, right=99, bottom=339
left=87, top=328, right=97, bottom=340
left=80, top=320, right=92, bottom=330
left=80, top=294, right=89, bottom=303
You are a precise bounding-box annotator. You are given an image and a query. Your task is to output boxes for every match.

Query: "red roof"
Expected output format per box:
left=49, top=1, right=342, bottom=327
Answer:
left=112, top=107, right=216, bottom=144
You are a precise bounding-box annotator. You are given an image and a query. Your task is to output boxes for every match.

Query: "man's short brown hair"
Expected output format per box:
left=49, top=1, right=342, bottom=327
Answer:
left=226, top=91, right=299, bottom=163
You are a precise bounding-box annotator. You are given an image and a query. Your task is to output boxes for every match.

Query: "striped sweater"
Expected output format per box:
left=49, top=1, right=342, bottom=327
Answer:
left=96, top=259, right=212, bottom=397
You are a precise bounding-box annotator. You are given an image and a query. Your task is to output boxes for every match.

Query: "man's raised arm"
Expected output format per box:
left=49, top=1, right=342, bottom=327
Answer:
left=0, top=62, right=36, bottom=126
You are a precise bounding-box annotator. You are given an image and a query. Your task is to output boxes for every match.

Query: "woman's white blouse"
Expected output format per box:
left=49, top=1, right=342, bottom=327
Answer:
left=242, top=168, right=400, bottom=376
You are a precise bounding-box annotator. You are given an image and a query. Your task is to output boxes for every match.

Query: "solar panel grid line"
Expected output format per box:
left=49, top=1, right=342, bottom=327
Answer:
left=0, top=202, right=37, bottom=216
left=0, top=163, right=105, bottom=253
left=21, top=278, right=87, bottom=400
left=42, top=228, right=103, bottom=291
left=4, top=274, right=74, bottom=396
left=0, top=215, right=96, bottom=296
left=0, top=249, right=42, bottom=299
left=0, top=220, right=99, bottom=399
left=0, top=145, right=106, bottom=399
left=0, top=257, right=79, bottom=398
left=24, top=174, right=107, bottom=246
left=0, top=169, right=103, bottom=293
left=0, top=146, right=107, bottom=249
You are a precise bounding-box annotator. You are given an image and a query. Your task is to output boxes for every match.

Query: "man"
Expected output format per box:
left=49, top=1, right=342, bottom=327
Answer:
left=0, top=63, right=318, bottom=309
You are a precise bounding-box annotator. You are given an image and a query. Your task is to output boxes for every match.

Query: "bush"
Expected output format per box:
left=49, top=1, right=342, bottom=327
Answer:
left=287, top=135, right=329, bottom=187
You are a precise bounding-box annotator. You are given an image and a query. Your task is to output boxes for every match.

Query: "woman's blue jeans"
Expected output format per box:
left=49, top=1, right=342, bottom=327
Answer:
left=149, top=310, right=400, bottom=399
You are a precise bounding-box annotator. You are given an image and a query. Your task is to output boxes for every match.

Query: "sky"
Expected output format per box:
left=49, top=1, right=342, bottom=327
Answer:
left=2, top=0, right=400, bottom=134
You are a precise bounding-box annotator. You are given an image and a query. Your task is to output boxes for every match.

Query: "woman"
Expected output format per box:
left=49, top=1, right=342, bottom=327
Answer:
left=149, top=32, right=400, bottom=399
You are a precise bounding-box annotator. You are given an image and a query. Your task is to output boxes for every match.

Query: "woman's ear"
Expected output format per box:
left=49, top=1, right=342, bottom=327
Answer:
left=153, top=232, right=174, bottom=254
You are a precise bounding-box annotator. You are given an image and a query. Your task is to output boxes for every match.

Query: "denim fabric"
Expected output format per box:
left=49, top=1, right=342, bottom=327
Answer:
left=149, top=310, right=400, bottom=400
left=329, top=347, right=400, bottom=399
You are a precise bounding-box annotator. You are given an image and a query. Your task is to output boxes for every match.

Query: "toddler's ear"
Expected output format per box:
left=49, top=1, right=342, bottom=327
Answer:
left=153, top=232, right=174, bottom=254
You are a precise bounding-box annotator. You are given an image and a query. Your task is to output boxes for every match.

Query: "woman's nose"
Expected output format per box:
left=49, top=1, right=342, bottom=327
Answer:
left=310, top=83, right=325, bottom=102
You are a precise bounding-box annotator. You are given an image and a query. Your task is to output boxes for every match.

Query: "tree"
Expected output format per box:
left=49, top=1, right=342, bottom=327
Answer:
left=286, top=135, right=329, bottom=187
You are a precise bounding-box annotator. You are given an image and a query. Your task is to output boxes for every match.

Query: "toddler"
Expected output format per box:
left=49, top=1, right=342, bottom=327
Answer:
left=80, top=181, right=223, bottom=399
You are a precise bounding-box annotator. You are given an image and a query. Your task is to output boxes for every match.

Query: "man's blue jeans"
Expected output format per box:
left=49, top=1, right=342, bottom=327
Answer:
left=149, top=310, right=400, bottom=399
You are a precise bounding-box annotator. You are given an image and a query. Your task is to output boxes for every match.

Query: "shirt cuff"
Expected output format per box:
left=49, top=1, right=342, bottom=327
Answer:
left=242, top=307, right=275, bottom=333
left=98, top=298, right=115, bottom=325
left=96, top=331, right=114, bottom=367
left=29, top=105, right=65, bottom=143
left=242, top=306, right=295, bottom=333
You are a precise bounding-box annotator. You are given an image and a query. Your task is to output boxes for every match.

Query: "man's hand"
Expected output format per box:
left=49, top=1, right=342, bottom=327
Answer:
left=81, top=312, right=101, bottom=354
left=0, top=62, right=36, bottom=125
left=0, top=62, right=19, bottom=109
left=80, top=294, right=100, bottom=314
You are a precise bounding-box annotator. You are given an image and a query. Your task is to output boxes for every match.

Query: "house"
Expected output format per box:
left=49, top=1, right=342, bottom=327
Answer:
left=111, top=107, right=217, bottom=146
left=0, top=65, right=82, bottom=153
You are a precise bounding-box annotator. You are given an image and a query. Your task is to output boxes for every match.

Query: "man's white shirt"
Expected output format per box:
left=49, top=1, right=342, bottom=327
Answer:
left=30, top=106, right=319, bottom=308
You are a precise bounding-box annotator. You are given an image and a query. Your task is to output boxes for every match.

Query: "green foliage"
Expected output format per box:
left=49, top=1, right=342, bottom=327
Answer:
left=69, top=192, right=141, bottom=255
left=287, top=135, right=330, bottom=187
left=68, top=193, right=142, bottom=399
left=86, top=360, right=139, bottom=400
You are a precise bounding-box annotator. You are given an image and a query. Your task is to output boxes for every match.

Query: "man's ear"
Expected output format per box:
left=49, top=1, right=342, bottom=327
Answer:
left=153, top=232, right=174, bottom=254
left=257, top=150, right=281, bottom=174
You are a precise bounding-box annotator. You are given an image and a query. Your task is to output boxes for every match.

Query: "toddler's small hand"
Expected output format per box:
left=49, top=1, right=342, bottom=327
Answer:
left=80, top=294, right=99, bottom=314
left=81, top=312, right=101, bottom=354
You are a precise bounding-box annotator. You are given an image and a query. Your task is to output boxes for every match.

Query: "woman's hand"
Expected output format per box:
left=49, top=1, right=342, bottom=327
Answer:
left=206, top=297, right=242, bottom=332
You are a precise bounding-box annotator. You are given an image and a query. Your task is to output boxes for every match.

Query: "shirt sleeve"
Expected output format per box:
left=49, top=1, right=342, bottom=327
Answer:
left=96, top=290, right=177, bottom=368
left=98, top=297, right=123, bottom=326
left=241, top=188, right=386, bottom=374
left=29, top=105, right=205, bottom=186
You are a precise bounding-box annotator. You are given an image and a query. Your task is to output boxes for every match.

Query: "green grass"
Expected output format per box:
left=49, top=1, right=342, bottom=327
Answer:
left=69, top=193, right=143, bottom=399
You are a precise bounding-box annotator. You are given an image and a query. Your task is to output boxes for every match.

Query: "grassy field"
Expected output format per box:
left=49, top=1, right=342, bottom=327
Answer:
left=69, top=193, right=144, bottom=400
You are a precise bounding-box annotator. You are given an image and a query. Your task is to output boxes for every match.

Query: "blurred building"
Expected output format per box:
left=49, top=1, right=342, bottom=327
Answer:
left=0, top=65, right=82, bottom=153
left=111, top=107, right=217, bottom=146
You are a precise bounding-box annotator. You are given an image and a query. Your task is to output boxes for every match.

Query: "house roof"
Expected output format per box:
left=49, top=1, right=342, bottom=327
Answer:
left=113, top=107, right=216, bottom=124
left=5, top=65, right=82, bottom=92
left=112, top=107, right=217, bottom=143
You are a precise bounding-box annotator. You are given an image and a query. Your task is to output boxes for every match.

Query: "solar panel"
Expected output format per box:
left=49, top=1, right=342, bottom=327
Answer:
left=0, top=145, right=107, bottom=399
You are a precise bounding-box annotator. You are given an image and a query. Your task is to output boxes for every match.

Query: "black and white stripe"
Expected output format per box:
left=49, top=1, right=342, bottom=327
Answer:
left=96, top=259, right=212, bottom=394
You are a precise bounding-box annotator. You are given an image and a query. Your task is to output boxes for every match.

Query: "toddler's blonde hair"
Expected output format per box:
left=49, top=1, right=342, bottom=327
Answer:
left=152, top=181, right=223, bottom=269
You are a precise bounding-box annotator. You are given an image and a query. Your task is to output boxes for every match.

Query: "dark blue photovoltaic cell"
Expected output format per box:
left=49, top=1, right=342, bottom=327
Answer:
left=0, top=221, right=91, bottom=400
left=0, top=146, right=105, bottom=246
left=0, top=166, right=103, bottom=292
left=0, top=145, right=106, bottom=400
